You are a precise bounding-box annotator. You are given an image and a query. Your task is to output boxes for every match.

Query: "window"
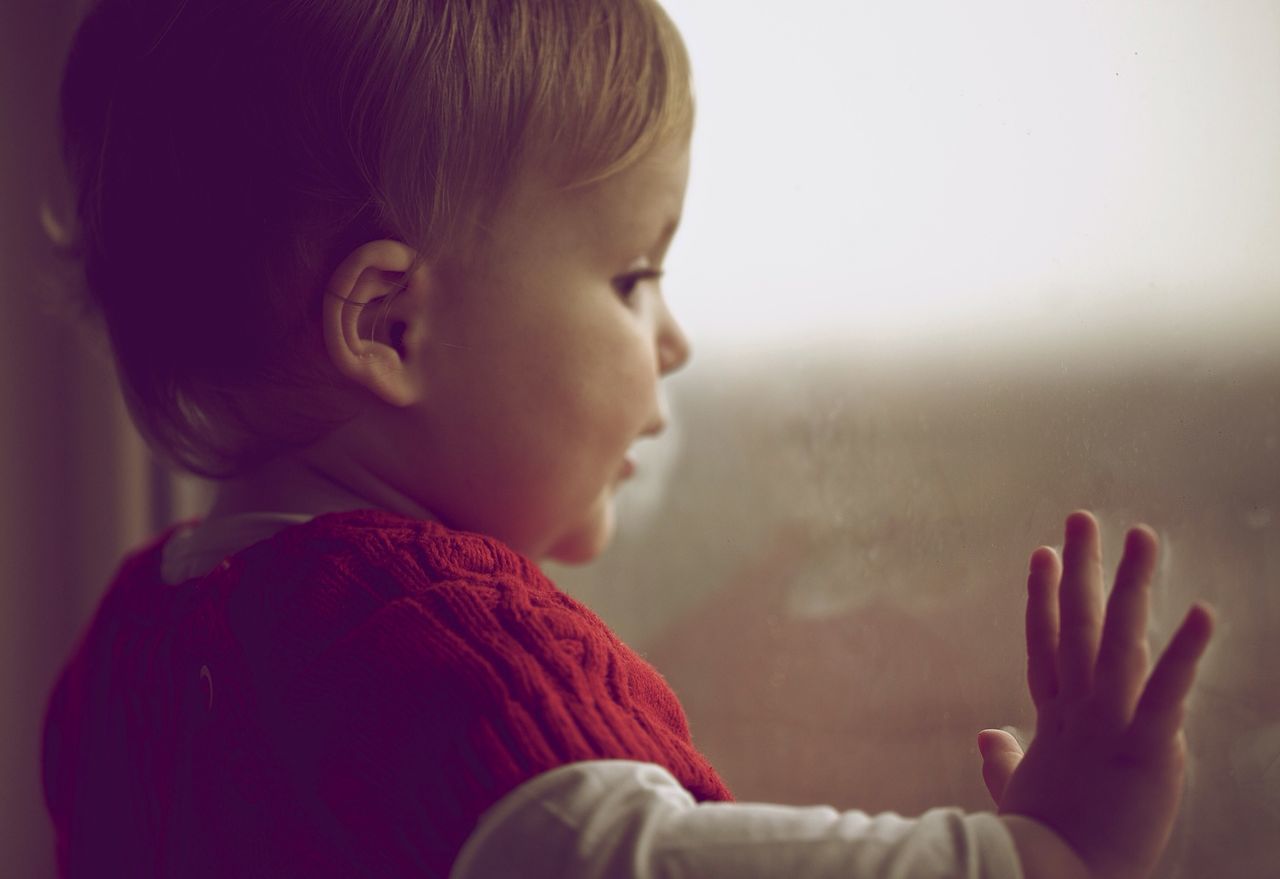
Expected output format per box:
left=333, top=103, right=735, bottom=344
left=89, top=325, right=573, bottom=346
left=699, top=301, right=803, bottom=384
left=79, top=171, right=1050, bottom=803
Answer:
left=547, top=3, right=1280, bottom=876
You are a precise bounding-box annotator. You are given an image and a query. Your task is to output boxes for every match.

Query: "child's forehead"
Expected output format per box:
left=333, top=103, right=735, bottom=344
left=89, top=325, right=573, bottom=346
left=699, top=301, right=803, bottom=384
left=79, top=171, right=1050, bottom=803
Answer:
left=478, top=141, right=689, bottom=261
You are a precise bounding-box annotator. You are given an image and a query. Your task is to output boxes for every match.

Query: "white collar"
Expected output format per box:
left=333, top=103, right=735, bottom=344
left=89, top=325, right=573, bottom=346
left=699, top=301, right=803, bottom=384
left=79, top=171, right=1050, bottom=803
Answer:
left=160, top=511, right=315, bottom=585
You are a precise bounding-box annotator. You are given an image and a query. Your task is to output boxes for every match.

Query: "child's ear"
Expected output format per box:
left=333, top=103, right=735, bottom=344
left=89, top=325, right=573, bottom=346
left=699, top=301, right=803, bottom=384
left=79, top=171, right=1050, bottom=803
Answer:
left=322, top=239, right=433, bottom=408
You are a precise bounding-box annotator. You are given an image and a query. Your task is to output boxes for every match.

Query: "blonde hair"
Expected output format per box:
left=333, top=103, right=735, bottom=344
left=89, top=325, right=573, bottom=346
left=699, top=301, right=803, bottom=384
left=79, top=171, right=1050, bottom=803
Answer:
left=48, top=0, right=694, bottom=478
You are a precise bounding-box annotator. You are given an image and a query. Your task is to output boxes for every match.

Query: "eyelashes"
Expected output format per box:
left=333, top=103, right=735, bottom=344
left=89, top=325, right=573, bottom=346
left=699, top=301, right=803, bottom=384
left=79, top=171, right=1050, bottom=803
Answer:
left=613, top=268, right=664, bottom=299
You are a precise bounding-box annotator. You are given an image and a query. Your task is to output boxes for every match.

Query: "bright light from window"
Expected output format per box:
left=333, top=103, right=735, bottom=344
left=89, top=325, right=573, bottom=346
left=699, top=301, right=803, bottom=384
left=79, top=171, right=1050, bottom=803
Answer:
left=661, top=0, right=1280, bottom=359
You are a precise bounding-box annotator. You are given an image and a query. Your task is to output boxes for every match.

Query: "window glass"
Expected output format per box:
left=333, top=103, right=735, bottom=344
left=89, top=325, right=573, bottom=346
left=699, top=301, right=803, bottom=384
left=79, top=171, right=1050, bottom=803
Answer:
left=548, top=3, right=1280, bottom=876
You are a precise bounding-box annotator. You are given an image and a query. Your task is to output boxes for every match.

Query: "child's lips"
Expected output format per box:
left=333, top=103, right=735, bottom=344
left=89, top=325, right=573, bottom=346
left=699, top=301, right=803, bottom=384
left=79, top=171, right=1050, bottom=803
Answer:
left=620, top=455, right=637, bottom=478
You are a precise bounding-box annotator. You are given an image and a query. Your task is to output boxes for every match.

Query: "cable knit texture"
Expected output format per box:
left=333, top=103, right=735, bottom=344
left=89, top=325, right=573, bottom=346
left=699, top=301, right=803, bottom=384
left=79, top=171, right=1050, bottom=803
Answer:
left=42, top=509, right=733, bottom=878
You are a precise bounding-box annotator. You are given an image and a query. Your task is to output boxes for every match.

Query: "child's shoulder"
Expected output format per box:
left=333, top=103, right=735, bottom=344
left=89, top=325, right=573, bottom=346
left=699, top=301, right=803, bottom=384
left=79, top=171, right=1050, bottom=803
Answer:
left=245, top=507, right=555, bottom=600
left=223, top=508, right=618, bottom=671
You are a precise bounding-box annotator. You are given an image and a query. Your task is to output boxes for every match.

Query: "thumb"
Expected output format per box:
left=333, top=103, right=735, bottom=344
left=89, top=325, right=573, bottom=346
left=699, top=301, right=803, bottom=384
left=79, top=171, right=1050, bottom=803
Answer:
left=977, top=728, right=1024, bottom=807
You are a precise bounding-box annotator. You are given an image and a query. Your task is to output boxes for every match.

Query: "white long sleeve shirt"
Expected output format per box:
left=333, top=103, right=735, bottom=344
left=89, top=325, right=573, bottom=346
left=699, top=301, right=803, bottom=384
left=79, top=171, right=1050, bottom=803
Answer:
left=452, top=759, right=1022, bottom=879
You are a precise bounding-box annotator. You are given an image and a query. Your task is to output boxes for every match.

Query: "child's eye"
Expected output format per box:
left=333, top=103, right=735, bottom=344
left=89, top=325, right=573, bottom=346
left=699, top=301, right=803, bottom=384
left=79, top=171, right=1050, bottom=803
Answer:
left=613, top=268, right=664, bottom=300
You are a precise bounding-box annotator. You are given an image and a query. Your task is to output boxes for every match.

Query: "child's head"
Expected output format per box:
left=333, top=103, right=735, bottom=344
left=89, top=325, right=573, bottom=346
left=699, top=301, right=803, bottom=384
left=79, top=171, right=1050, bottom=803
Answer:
left=53, top=0, right=695, bottom=561
left=321, top=134, right=691, bottom=562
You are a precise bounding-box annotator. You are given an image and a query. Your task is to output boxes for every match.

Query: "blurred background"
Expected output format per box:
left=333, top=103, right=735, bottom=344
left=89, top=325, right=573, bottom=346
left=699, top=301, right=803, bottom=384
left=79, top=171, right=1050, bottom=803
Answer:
left=4, top=0, right=1277, bottom=877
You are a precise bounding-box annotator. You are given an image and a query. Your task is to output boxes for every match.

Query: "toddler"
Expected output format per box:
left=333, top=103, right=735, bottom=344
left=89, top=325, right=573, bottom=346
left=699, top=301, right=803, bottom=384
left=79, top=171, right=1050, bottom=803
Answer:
left=42, top=0, right=1214, bottom=876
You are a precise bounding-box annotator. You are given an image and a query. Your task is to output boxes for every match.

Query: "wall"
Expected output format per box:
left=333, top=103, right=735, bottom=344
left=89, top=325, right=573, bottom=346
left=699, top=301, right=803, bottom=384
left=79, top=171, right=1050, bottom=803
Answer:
left=0, top=3, right=155, bottom=876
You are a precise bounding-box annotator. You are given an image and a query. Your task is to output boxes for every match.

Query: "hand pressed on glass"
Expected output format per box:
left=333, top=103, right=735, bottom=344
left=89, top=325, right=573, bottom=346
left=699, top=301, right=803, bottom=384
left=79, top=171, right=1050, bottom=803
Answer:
left=978, top=511, right=1215, bottom=879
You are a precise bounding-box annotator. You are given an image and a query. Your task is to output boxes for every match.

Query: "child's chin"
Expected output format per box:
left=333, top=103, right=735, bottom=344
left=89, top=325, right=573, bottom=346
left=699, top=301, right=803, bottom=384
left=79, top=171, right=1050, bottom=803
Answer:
left=543, top=502, right=616, bottom=566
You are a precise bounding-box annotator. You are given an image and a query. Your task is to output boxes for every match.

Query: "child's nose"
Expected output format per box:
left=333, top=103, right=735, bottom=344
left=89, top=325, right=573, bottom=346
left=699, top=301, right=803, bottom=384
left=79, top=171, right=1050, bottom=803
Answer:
left=656, top=300, right=691, bottom=375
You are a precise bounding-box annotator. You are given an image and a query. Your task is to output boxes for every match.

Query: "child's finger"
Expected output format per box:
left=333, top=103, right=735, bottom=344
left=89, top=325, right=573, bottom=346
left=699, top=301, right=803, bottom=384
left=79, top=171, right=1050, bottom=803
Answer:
left=1124, top=604, right=1215, bottom=755
left=1057, top=511, right=1105, bottom=701
left=1026, top=546, right=1060, bottom=709
left=977, top=729, right=1024, bottom=807
left=1092, top=526, right=1157, bottom=729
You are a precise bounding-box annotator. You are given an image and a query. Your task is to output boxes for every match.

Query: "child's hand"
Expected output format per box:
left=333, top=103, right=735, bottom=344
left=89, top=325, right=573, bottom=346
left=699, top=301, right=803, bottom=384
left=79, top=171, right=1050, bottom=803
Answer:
left=977, top=511, right=1214, bottom=879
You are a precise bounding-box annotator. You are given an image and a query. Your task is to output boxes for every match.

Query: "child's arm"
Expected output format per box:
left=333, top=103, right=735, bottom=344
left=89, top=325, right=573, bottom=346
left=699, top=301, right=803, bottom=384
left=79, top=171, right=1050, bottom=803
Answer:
left=450, top=511, right=1212, bottom=879
left=979, top=511, right=1215, bottom=879
left=452, top=759, right=1024, bottom=878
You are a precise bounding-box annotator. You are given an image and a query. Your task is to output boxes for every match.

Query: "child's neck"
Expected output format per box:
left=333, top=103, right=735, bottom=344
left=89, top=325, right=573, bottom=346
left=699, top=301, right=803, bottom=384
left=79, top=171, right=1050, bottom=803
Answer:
left=203, top=451, right=436, bottom=525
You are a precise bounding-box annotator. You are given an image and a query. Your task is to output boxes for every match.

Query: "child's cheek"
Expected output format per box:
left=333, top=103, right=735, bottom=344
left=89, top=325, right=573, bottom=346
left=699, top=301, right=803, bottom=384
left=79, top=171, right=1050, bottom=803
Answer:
left=614, top=339, right=661, bottom=420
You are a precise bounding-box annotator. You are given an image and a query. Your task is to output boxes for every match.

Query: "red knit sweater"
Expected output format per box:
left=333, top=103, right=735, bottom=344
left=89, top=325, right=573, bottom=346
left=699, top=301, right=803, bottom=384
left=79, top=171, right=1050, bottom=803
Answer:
left=42, top=509, right=733, bottom=878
